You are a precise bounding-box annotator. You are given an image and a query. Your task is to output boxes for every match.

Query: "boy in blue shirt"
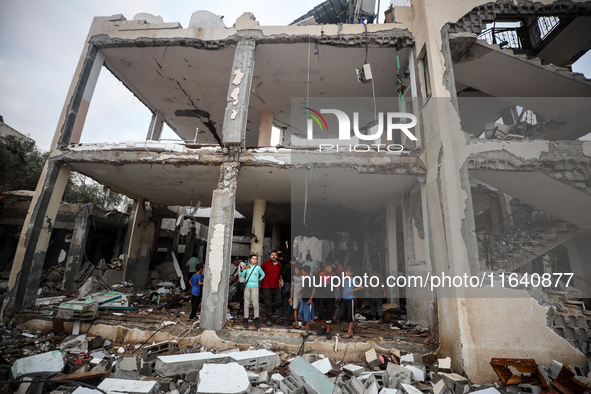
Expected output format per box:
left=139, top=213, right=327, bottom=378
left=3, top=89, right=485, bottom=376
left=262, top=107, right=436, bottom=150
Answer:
left=338, top=265, right=363, bottom=338
left=189, top=264, right=204, bottom=319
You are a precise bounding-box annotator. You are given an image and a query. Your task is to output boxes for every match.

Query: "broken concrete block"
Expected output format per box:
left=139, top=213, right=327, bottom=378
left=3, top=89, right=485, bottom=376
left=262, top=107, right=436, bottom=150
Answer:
left=344, top=376, right=365, bottom=394
left=87, top=335, right=104, bottom=350
left=97, top=378, right=159, bottom=394
left=400, top=383, right=422, bottom=394
left=279, top=375, right=305, bottom=394
left=371, top=371, right=389, bottom=389
left=386, top=364, right=412, bottom=389
left=471, top=388, right=502, bottom=394
left=155, top=352, right=232, bottom=376
left=438, top=357, right=452, bottom=372
left=363, top=376, right=379, bottom=394
left=405, top=365, right=425, bottom=382
left=271, top=373, right=284, bottom=386
left=518, top=383, right=543, bottom=394
left=379, top=389, right=399, bottom=394
left=366, top=349, right=381, bottom=369
left=400, top=354, right=414, bottom=364
left=58, top=335, right=88, bottom=354
left=72, top=387, right=103, bottom=394
left=142, top=341, right=171, bottom=361
left=289, top=356, right=335, bottom=394
left=311, top=357, right=332, bottom=374
left=548, top=360, right=563, bottom=380
left=247, top=370, right=259, bottom=384
left=258, top=370, right=269, bottom=384
left=343, top=364, right=365, bottom=377
left=12, top=350, right=65, bottom=379
left=229, top=349, right=280, bottom=370
left=197, top=363, right=250, bottom=394
left=113, top=357, right=140, bottom=380
left=438, top=372, right=469, bottom=394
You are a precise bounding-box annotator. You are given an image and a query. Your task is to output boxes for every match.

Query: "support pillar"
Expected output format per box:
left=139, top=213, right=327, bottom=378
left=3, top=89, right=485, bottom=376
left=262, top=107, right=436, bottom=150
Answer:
left=257, top=110, right=273, bottom=147
left=61, top=209, right=92, bottom=290
left=201, top=38, right=255, bottom=331
left=147, top=111, right=164, bottom=141
left=251, top=199, right=267, bottom=259
left=201, top=163, right=240, bottom=331
left=123, top=199, right=156, bottom=288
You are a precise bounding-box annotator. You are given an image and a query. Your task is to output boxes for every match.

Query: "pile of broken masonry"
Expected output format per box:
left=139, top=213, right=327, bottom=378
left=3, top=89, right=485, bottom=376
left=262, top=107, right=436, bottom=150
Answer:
left=1, top=324, right=590, bottom=394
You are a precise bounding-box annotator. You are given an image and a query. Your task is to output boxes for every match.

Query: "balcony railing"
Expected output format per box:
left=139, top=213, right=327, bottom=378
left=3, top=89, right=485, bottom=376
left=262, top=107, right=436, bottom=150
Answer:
left=478, top=16, right=562, bottom=51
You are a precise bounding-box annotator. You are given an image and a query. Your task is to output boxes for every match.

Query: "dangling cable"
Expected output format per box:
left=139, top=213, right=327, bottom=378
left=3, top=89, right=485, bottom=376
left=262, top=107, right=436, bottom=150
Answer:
left=303, top=168, right=308, bottom=228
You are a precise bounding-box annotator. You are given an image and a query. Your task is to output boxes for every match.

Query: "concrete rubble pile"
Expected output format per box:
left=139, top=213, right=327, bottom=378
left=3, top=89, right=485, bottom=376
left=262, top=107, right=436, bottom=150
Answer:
left=1, top=321, right=589, bottom=394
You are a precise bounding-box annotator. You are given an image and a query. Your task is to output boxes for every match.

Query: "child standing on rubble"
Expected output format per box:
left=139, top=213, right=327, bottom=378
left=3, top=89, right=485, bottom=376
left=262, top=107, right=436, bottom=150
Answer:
left=289, top=264, right=303, bottom=329
left=339, top=265, right=364, bottom=338
left=298, top=265, right=315, bottom=337
left=240, top=254, right=266, bottom=328
left=189, top=264, right=204, bottom=319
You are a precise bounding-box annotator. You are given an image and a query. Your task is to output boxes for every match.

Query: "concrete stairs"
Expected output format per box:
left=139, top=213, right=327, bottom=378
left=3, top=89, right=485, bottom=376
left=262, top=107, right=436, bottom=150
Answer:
left=486, top=220, right=580, bottom=272
left=451, top=33, right=591, bottom=141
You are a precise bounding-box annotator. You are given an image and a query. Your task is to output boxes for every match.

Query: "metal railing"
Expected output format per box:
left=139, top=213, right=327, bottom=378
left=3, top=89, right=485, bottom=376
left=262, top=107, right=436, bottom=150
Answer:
left=478, top=16, right=563, bottom=50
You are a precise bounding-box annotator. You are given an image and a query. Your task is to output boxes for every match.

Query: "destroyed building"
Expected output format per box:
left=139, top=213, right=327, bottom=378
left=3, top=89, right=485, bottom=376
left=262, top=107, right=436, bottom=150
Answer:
left=3, top=0, right=591, bottom=388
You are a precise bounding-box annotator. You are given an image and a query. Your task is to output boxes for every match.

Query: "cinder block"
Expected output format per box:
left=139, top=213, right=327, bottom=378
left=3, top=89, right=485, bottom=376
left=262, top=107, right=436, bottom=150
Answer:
left=229, top=349, right=280, bottom=370
left=98, top=378, right=159, bottom=394
left=386, top=364, right=412, bottom=389
left=371, top=371, right=389, bottom=389
left=343, top=376, right=365, bottom=394
left=279, top=375, right=305, bottom=394
left=405, top=365, right=425, bottom=382
left=548, top=360, right=563, bottom=380
left=155, top=352, right=232, bottom=376
left=401, top=383, right=422, bottom=394
left=142, top=341, right=171, bottom=361
left=311, top=357, right=332, bottom=374
left=366, top=349, right=380, bottom=369
left=438, top=357, right=452, bottom=372
left=400, top=354, right=414, bottom=364
left=343, top=364, right=365, bottom=377
left=289, top=356, right=335, bottom=394
left=197, top=363, right=250, bottom=394
left=379, top=389, right=399, bottom=394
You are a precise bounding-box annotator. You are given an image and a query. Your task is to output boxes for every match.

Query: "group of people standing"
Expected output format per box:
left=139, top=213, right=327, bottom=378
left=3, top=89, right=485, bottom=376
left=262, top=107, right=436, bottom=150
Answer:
left=189, top=250, right=385, bottom=340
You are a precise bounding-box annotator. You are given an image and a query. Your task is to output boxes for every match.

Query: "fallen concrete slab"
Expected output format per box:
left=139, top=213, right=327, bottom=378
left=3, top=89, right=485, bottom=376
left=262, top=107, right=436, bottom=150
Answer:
left=197, top=362, right=250, bottom=393
left=289, top=356, right=335, bottom=394
left=97, top=378, right=159, bottom=394
left=229, top=349, right=280, bottom=370
left=12, top=350, right=65, bottom=379
left=155, top=352, right=232, bottom=376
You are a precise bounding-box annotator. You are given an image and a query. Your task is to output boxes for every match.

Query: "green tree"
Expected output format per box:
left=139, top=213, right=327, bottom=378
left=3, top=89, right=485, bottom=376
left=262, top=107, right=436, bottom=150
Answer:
left=0, top=135, right=48, bottom=191
left=0, top=135, right=123, bottom=209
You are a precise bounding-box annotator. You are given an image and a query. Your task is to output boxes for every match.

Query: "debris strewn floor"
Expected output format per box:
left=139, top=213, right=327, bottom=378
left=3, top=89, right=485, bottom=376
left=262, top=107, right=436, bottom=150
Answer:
left=1, top=279, right=589, bottom=393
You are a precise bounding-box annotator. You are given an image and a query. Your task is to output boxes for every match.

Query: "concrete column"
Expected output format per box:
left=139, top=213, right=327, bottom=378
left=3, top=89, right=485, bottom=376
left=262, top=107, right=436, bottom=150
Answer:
left=183, top=225, right=196, bottom=265
left=61, top=209, right=92, bottom=290
left=251, top=199, right=266, bottom=259
left=147, top=111, right=164, bottom=141
left=221, top=39, right=256, bottom=147
left=201, top=162, right=240, bottom=331
left=419, top=177, right=437, bottom=332
left=70, top=51, right=104, bottom=145
left=257, top=110, right=274, bottom=147
left=200, top=38, right=255, bottom=331
left=385, top=203, right=399, bottom=304
left=123, top=199, right=156, bottom=288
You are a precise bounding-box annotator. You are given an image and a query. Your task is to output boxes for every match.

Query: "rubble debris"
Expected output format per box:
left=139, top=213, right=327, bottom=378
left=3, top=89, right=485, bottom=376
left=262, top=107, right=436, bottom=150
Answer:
left=197, top=362, right=250, bottom=393
left=58, top=335, right=89, bottom=354
left=490, top=358, right=548, bottom=388
left=12, top=350, right=65, bottom=379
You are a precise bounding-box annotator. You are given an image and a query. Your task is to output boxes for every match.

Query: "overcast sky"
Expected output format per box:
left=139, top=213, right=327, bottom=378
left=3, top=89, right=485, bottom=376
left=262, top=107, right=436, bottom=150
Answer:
left=1, top=1, right=589, bottom=151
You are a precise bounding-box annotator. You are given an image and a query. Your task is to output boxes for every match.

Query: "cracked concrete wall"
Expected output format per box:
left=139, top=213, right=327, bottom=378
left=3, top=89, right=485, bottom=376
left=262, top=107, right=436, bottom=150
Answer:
left=402, top=0, right=591, bottom=380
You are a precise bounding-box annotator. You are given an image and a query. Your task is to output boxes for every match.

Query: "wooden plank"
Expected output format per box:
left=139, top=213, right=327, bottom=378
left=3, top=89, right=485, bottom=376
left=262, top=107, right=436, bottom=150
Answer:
left=51, top=369, right=111, bottom=381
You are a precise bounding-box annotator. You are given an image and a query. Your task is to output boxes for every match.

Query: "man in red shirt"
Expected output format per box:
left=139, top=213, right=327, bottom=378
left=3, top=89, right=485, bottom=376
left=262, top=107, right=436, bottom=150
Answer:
left=261, top=250, right=284, bottom=326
